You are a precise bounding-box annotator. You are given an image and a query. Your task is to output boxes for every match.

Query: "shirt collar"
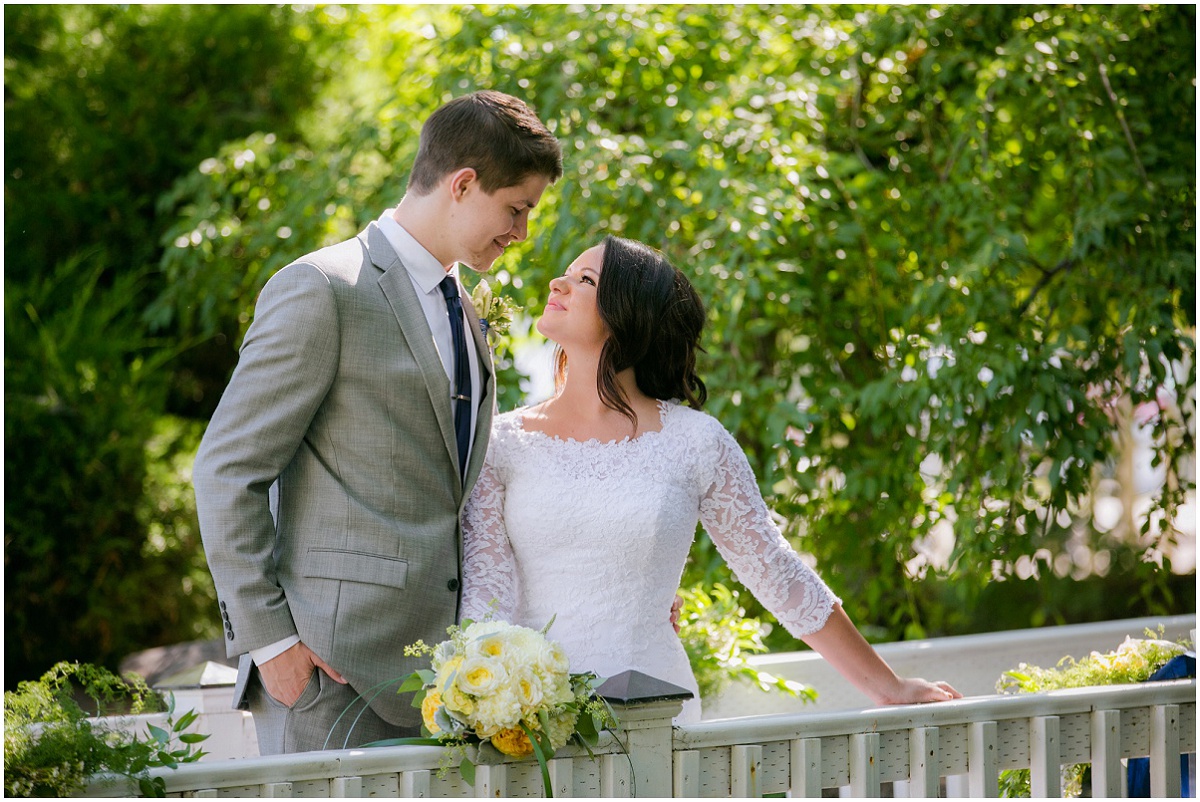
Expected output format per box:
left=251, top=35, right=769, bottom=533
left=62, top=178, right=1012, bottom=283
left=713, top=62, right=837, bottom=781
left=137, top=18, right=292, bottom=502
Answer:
left=377, top=209, right=457, bottom=294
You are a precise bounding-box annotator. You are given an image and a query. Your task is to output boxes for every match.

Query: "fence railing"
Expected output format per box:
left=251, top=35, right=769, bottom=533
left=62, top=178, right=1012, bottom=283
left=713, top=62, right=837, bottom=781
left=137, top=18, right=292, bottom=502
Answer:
left=705, top=613, right=1196, bottom=718
left=84, top=677, right=1195, bottom=798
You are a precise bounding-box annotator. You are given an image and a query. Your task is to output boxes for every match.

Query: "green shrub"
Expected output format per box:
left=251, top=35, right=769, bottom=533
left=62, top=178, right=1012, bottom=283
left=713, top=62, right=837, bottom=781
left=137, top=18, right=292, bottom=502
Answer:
left=4, top=255, right=215, bottom=685
left=677, top=583, right=816, bottom=704
left=3, top=661, right=208, bottom=797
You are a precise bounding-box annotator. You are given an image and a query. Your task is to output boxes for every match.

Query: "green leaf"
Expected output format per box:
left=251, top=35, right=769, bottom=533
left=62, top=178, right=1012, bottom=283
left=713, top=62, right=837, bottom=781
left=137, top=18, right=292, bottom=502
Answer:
left=173, top=709, right=199, bottom=730
left=396, top=672, right=429, bottom=694
left=138, top=777, right=165, bottom=798
left=184, top=749, right=209, bottom=764
left=522, top=721, right=555, bottom=798
left=360, top=736, right=444, bottom=748
left=575, top=710, right=600, bottom=746
left=460, top=755, right=476, bottom=788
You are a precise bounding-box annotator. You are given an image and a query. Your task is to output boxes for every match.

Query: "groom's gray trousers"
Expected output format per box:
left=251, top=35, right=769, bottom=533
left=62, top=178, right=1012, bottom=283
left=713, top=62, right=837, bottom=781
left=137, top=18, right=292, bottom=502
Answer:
left=247, top=666, right=420, bottom=754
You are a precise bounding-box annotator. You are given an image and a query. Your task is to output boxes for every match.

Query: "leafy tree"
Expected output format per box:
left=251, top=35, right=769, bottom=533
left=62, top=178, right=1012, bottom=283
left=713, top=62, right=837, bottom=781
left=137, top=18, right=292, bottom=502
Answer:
left=155, top=5, right=1194, bottom=643
left=421, top=4, right=1197, bottom=638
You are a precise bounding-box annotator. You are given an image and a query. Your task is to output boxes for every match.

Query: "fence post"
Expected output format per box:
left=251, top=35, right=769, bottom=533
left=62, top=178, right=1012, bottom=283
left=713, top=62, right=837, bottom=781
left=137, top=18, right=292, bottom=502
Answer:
left=598, top=671, right=692, bottom=799
left=1030, top=715, right=1061, bottom=798
left=1150, top=704, right=1182, bottom=798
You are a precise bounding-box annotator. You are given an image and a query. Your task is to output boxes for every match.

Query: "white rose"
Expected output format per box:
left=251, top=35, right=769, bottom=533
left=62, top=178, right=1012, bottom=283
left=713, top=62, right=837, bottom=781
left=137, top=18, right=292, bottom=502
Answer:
left=512, top=666, right=545, bottom=711
left=542, top=674, right=575, bottom=707
left=497, top=628, right=544, bottom=671
left=466, top=622, right=522, bottom=662
left=471, top=279, right=494, bottom=321
left=541, top=641, right=571, bottom=676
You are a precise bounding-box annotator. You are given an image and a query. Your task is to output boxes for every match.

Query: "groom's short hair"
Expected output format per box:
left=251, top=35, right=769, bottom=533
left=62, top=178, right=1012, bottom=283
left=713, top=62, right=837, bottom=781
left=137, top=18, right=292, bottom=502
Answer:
left=407, top=90, right=562, bottom=195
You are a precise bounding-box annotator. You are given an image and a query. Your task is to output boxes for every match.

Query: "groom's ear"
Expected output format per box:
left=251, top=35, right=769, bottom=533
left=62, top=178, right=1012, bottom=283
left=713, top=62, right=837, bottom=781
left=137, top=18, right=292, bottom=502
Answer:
left=448, top=167, right=479, bottom=201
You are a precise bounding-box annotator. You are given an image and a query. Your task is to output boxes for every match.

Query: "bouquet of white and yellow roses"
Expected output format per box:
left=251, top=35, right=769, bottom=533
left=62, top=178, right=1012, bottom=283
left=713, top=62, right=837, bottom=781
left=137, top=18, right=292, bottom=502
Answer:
left=375, top=618, right=613, bottom=795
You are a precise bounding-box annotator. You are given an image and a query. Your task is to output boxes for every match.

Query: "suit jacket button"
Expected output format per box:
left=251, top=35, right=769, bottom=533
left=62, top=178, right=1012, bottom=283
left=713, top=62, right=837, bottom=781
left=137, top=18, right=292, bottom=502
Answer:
left=226, top=631, right=235, bottom=640
left=447, top=578, right=460, bottom=591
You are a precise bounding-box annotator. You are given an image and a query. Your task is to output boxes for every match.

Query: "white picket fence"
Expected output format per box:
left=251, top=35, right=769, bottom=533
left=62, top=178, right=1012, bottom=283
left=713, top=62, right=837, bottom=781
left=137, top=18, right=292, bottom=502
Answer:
left=80, top=615, right=1196, bottom=798
left=82, top=680, right=1195, bottom=797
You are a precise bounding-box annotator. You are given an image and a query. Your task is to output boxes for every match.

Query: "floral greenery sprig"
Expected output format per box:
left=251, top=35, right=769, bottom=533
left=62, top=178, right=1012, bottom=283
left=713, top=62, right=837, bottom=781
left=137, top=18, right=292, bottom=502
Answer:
left=470, top=279, right=520, bottom=347
left=369, top=618, right=614, bottom=797
left=3, top=662, right=209, bottom=797
left=995, top=628, right=1190, bottom=798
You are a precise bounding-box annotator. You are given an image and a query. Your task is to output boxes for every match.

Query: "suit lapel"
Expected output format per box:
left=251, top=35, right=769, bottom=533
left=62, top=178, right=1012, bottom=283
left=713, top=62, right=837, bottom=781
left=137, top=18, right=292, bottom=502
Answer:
left=365, top=223, right=460, bottom=473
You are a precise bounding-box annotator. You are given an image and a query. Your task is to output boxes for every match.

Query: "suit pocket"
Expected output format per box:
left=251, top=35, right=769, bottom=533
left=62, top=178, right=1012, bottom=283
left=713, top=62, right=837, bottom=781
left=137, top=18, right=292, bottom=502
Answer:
left=303, top=548, right=409, bottom=589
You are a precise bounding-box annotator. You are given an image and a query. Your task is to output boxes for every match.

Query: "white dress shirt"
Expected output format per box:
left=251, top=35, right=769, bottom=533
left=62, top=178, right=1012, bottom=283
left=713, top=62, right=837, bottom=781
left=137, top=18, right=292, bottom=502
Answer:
left=250, top=211, right=484, bottom=668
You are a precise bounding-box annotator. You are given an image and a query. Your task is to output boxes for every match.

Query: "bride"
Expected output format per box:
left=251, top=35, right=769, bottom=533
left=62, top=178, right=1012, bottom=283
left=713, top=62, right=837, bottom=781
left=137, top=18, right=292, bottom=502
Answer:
left=461, top=235, right=959, bottom=722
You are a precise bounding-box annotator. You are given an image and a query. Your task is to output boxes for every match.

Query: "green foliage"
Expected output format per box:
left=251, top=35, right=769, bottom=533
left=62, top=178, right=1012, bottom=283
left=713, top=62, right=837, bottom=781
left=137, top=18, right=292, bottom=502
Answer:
left=422, top=4, right=1195, bottom=641
left=3, top=661, right=208, bottom=798
left=3, top=4, right=326, bottom=286
left=677, top=583, right=816, bottom=704
left=146, top=6, right=447, bottom=414
left=997, top=627, right=1189, bottom=695
left=4, top=256, right=215, bottom=684
left=995, top=628, right=1190, bottom=797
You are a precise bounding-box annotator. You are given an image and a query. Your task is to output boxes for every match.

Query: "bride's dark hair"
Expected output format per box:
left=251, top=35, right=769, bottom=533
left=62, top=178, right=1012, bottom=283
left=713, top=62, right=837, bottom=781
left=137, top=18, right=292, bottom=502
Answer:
left=553, top=235, right=707, bottom=425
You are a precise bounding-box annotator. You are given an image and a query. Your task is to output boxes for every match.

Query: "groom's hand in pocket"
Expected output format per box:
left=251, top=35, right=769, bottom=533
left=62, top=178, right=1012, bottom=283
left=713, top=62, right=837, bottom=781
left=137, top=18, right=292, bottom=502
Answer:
left=259, top=641, right=348, bottom=707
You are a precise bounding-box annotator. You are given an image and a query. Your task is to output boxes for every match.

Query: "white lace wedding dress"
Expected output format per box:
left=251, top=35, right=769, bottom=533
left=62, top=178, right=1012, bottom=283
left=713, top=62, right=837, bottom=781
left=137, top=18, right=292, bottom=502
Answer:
left=461, top=400, right=840, bottom=722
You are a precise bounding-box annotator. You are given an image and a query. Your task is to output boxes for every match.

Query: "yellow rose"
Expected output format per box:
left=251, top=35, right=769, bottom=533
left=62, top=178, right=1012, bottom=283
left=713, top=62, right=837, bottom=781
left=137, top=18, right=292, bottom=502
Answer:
left=421, top=690, right=444, bottom=734
left=440, top=679, right=475, bottom=717
left=435, top=655, right=463, bottom=687
left=491, top=727, right=534, bottom=758
left=458, top=656, right=507, bottom=696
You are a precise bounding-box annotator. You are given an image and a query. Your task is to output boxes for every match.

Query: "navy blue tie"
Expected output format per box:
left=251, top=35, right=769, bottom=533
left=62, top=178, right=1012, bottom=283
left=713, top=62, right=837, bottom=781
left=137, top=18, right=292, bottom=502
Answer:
left=439, top=276, right=472, bottom=480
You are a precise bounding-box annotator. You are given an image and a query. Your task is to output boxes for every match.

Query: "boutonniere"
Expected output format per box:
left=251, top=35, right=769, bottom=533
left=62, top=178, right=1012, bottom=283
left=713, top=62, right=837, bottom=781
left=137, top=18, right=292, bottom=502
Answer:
left=470, top=279, right=519, bottom=348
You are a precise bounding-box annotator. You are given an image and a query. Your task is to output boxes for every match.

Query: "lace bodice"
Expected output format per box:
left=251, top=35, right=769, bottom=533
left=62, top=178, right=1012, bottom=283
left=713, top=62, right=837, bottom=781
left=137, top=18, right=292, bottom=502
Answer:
left=461, top=401, right=839, bottom=721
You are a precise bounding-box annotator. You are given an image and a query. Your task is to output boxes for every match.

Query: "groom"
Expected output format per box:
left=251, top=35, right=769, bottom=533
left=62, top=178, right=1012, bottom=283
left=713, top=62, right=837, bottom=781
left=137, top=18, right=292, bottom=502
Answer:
left=193, top=90, right=562, bottom=754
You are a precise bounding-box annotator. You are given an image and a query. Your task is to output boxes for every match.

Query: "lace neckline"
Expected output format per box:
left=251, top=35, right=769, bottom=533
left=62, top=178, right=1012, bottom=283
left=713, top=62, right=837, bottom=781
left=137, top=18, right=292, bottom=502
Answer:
left=517, top=399, right=672, bottom=447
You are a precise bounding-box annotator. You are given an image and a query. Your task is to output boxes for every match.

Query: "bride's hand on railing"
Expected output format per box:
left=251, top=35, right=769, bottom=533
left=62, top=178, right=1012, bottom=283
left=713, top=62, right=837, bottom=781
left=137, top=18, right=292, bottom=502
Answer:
left=801, top=604, right=963, bottom=706
left=877, top=676, right=962, bottom=705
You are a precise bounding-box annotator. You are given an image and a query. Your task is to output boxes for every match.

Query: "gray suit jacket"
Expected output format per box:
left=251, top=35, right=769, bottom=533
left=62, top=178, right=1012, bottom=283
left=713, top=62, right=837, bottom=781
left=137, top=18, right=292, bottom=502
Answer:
left=194, top=222, right=494, bottom=726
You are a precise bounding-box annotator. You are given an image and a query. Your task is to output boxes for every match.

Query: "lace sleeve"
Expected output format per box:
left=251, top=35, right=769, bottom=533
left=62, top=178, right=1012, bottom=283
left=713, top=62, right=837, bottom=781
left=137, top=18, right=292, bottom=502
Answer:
left=461, top=455, right=517, bottom=622
left=699, top=425, right=840, bottom=639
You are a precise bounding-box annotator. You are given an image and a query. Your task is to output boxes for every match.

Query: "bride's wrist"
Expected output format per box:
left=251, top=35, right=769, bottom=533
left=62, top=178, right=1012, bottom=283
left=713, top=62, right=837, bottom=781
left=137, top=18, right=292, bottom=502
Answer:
left=866, top=673, right=907, bottom=705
